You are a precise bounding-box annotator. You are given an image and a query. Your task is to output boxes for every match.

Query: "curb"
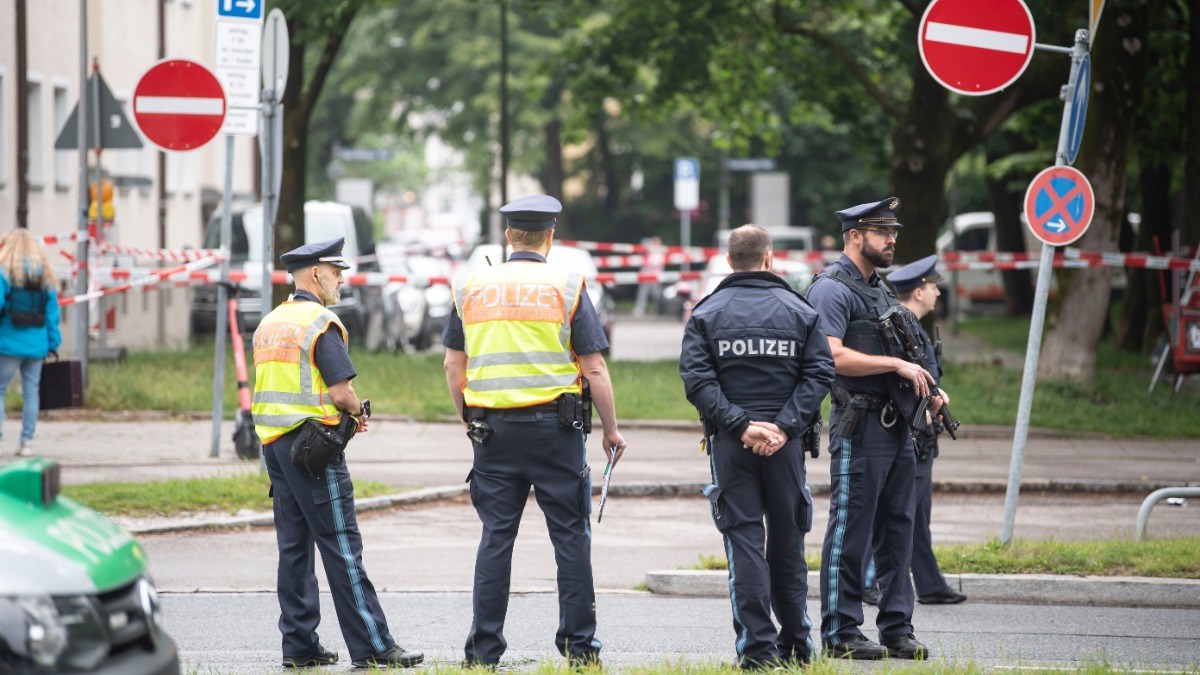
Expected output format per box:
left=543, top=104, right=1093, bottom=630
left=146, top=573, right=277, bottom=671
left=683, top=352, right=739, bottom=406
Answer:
left=642, top=570, right=1200, bottom=609
left=127, top=485, right=469, bottom=535
left=37, top=409, right=1110, bottom=440
left=126, top=479, right=1195, bottom=535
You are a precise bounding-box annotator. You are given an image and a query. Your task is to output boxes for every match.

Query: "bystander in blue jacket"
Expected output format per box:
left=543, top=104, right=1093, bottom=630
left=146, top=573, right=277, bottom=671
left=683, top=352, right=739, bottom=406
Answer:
left=0, top=228, right=61, bottom=457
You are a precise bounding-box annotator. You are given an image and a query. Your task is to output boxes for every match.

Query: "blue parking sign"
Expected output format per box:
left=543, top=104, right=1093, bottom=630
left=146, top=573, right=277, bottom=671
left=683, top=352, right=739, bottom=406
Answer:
left=218, top=0, right=262, bottom=20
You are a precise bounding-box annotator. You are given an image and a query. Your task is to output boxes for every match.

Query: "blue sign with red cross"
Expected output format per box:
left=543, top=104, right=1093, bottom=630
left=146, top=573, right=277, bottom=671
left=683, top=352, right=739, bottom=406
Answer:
left=1023, top=165, right=1094, bottom=246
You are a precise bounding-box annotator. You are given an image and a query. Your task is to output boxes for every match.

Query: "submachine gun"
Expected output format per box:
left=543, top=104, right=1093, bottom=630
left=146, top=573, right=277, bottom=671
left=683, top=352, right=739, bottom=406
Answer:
left=877, top=307, right=960, bottom=440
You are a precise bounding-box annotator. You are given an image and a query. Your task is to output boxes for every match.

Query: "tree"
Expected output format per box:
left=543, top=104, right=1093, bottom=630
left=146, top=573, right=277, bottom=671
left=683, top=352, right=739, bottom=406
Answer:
left=1038, top=0, right=1151, bottom=383
left=273, top=0, right=370, bottom=302
left=563, top=0, right=1071, bottom=264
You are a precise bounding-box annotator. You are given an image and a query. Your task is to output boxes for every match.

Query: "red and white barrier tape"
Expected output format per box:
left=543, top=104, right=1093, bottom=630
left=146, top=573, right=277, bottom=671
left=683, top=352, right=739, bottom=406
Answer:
left=94, top=240, right=222, bottom=262
left=565, top=238, right=1200, bottom=274
left=58, top=256, right=221, bottom=307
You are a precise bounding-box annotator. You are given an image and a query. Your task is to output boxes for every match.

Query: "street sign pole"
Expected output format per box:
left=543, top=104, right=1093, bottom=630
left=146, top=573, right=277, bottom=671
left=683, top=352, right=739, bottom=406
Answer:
left=674, top=157, right=700, bottom=272
left=1000, top=29, right=1090, bottom=545
left=74, top=0, right=89, bottom=390
left=260, top=8, right=289, bottom=325
left=210, top=134, right=236, bottom=458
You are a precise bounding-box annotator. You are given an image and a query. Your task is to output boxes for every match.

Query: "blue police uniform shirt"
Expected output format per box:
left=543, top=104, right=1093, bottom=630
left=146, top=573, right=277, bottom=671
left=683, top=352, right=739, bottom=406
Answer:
left=292, top=290, right=357, bottom=386
left=680, top=271, right=835, bottom=440
left=440, top=250, right=610, bottom=356
left=806, top=253, right=891, bottom=397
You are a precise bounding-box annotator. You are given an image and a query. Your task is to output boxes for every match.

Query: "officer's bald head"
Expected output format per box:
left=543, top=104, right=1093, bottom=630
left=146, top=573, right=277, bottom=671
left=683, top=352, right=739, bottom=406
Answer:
left=727, top=224, right=772, bottom=271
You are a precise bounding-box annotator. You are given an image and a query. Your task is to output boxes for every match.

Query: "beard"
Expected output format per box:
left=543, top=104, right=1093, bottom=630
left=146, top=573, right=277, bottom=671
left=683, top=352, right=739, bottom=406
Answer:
left=862, top=238, right=895, bottom=268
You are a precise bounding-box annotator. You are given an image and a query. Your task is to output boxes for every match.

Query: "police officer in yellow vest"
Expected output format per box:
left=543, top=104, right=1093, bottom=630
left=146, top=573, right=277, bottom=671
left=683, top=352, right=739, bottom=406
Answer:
left=253, top=238, right=423, bottom=670
left=442, top=195, right=627, bottom=668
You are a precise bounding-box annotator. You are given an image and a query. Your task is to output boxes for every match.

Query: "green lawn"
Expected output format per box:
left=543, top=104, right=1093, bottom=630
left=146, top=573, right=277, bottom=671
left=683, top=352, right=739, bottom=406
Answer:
left=64, top=473, right=394, bottom=518
left=687, top=537, right=1200, bottom=579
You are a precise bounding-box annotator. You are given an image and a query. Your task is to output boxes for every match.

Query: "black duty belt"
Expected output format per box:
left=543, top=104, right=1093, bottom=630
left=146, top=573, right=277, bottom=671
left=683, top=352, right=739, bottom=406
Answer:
left=831, top=384, right=889, bottom=411
left=467, top=402, right=558, bottom=418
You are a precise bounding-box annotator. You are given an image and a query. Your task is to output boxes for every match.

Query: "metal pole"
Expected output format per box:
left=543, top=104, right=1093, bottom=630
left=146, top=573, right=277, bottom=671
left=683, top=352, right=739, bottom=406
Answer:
left=92, top=62, right=108, bottom=355
left=681, top=210, right=692, bottom=273
left=498, top=0, right=509, bottom=259
left=261, top=93, right=276, bottom=324
left=718, top=151, right=730, bottom=232
left=210, top=135, right=235, bottom=458
left=1000, top=29, right=1089, bottom=545
left=74, top=0, right=90, bottom=388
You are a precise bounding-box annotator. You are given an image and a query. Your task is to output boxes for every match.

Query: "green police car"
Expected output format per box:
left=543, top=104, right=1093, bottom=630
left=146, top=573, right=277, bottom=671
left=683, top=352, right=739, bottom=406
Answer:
left=0, top=458, right=179, bottom=673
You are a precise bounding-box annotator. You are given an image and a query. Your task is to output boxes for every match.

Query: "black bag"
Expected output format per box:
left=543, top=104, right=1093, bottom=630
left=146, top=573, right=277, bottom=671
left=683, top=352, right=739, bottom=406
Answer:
left=7, top=285, right=48, bottom=328
left=39, top=354, right=83, bottom=410
left=290, top=414, right=359, bottom=477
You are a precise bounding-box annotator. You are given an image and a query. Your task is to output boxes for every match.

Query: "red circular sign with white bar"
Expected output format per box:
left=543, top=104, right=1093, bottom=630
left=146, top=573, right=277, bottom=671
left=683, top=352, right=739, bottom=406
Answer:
left=133, top=59, right=226, bottom=152
left=918, top=0, right=1036, bottom=96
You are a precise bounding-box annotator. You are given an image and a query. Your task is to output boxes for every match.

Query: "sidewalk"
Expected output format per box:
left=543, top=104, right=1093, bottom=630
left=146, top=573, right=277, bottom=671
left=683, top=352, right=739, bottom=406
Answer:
left=7, top=417, right=1200, bottom=607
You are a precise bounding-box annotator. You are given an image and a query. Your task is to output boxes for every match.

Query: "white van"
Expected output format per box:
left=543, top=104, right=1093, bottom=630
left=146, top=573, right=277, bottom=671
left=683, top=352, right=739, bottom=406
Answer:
left=190, top=201, right=382, bottom=344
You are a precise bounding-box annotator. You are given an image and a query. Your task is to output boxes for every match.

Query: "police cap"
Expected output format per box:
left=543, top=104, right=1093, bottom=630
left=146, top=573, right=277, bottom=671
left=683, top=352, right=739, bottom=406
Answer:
left=499, top=194, right=562, bottom=231
left=835, top=196, right=903, bottom=232
left=887, top=254, right=943, bottom=294
left=280, top=237, right=351, bottom=273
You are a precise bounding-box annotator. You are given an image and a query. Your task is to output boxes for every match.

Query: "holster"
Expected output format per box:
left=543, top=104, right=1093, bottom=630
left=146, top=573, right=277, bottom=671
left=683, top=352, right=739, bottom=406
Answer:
left=291, top=414, right=359, bottom=478
left=801, top=414, right=823, bottom=459
left=556, top=379, right=592, bottom=434
left=464, top=406, right=494, bottom=445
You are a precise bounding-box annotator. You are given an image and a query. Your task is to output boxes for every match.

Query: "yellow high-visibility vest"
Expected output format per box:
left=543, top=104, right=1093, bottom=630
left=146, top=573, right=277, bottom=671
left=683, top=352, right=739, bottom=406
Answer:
left=251, top=300, right=347, bottom=443
left=453, top=260, right=585, bottom=409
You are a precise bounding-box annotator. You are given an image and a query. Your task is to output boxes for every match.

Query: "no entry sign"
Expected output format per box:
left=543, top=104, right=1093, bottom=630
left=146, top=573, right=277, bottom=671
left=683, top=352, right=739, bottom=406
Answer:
left=1024, top=166, right=1095, bottom=246
left=918, top=0, right=1036, bottom=96
left=133, top=59, right=226, bottom=152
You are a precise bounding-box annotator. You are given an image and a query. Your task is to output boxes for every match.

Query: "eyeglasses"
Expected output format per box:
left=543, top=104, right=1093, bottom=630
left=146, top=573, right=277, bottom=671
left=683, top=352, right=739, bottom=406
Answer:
left=858, top=227, right=899, bottom=241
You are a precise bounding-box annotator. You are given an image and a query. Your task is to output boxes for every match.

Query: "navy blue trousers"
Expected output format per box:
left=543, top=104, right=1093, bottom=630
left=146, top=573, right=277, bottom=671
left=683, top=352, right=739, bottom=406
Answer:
left=464, top=407, right=600, bottom=665
left=820, top=405, right=917, bottom=646
left=705, top=432, right=814, bottom=667
left=864, top=452, right=951, bottom=597
left=263, top=432, right=395, bottom=661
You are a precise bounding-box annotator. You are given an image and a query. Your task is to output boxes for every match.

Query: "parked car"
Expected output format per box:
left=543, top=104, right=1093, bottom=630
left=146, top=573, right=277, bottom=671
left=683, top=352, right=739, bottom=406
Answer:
left=190, top=202, right=383, bottom=347
left=680, top=253, right=813, bottom=322
left=465, top=245, right=615, bottom=350
left=0, top=458, right=180, bottom=673
left=717, top=226, right=817, bottom=254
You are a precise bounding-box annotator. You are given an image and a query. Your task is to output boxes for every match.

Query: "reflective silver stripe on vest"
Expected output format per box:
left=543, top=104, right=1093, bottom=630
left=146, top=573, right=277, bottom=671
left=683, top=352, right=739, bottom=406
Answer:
left=559, top=271, right=583, bottom=347
left=467, top=350, right=574, bottom=369
left=253, top=390, right=324, bottom=406
left=253, top=412, right=316, bottom=428
left=297, top=312, right=342, bottom=395
left=466, top=373, right=581, bottom=392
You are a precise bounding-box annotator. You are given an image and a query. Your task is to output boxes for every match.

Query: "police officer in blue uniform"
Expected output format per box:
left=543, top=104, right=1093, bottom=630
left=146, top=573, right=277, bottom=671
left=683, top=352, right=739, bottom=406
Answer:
left=861, top=255, right=967, bottom=606
left=807, top=198, right=941, bottom=660
left=257, top=238, right=424, bottom=670
left=442, top=195, right=627, bottom=668
left=680, top=225, right=835, bottom=668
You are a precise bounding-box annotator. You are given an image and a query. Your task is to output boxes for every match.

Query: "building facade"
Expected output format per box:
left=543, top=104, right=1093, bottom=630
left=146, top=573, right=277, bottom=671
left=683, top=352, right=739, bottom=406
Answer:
left=0, top=0, right=258, bottom=352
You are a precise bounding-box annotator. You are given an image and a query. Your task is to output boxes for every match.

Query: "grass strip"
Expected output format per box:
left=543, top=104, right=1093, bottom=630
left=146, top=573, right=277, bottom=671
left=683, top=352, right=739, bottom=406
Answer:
left=687, top=537, right=1200, bottom=579
left=63, top=473, right=394, bottom=518
left=41, top=318, right=1200, bottom=438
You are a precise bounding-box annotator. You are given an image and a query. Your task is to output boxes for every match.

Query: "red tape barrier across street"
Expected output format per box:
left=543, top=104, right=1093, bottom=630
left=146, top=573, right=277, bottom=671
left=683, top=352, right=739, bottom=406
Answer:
left=46, top=233, right=1200, bottom=307
left=560, top=239, right=1200, bottom=273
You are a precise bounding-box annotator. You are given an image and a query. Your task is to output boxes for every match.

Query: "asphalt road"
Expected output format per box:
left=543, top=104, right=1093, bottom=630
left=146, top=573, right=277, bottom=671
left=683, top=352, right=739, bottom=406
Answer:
left=139, top=495, right=1199, bottom=594
left=159, top=592, right=1200, bottom=673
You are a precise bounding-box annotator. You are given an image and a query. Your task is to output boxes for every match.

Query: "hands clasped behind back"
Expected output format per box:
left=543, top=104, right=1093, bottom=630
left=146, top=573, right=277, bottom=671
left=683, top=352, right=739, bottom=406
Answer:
left=741, top=421, right=787, bottom=457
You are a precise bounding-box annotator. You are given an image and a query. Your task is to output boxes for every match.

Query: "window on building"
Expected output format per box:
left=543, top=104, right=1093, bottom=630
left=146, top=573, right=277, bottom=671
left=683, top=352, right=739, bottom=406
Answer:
left=0, top=68, right=7, bottom=189
left=27, top=76, right=44, bottom=188
left=53, top=83, right=70, bottom=190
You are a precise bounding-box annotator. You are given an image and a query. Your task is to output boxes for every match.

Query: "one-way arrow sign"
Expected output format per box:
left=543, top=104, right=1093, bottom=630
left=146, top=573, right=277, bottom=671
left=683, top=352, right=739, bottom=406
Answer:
left=54, top=71, right=143, bottom=150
